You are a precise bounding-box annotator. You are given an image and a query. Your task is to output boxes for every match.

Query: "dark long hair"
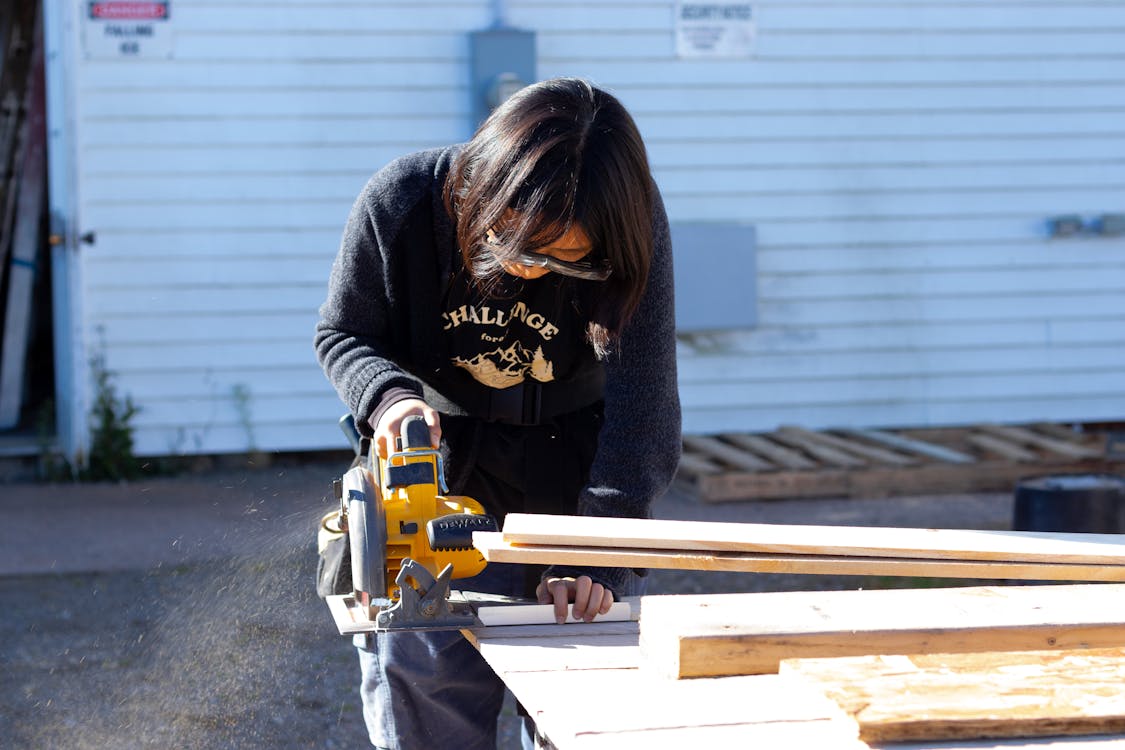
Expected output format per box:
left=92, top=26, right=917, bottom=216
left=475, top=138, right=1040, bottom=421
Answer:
left=443, top=77, right=654, bottom=357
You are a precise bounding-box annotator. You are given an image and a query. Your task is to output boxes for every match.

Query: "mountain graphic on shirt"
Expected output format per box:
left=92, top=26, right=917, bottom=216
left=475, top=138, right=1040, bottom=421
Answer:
left=452, top=342, right=555, bottom=388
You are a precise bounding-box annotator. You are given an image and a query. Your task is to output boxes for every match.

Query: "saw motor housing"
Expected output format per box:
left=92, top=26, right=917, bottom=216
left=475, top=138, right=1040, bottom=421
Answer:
left=339, top=415, right=497, bottom=630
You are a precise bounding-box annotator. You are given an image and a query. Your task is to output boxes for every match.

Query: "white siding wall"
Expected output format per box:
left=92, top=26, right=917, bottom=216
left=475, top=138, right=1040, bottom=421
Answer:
left=529, top=0, right=1125, bottom=434
left=72, top=1, right=1125, bottom=455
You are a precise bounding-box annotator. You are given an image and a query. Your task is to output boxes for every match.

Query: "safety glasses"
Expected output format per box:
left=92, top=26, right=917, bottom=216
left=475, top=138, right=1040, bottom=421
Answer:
left=510, top=250, right=613, bottom=281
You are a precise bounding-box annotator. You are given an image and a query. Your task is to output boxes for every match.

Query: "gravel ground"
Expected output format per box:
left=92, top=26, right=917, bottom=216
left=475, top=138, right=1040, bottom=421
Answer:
left=0, top=458, right=1014, bottom=749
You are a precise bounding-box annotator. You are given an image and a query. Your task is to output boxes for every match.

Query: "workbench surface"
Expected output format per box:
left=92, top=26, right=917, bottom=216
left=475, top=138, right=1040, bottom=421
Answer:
left=464, top=620, right=1125, bottom=750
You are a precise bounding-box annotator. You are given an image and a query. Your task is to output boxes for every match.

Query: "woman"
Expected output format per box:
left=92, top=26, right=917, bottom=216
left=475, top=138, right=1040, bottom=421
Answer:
left=315, top=77, right=680, bottom=750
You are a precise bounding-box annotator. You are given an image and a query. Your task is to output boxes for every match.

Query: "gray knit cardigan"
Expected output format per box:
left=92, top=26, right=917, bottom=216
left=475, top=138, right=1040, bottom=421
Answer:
left=315, top=146, right=682, bottom=594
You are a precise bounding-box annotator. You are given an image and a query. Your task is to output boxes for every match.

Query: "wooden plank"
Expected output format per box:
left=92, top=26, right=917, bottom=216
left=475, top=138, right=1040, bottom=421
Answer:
left=693, top=458, right=1125, bottom=503
left=720, top=432, right=818, bottom=470
left=495, top=513, right=1125, bottom=566
left=772, top=426, right=867, bottom=468
left=787, top=426, right=920, bottom=466
left=641, top=584, right=1125, bottom=679
left=675, top=451, right=723, bottom=478
left=967, top=432, right=1040, bottom=462
left=782, top=648, right=1125, bottom=743
left=694, top=466, right=850, bottom=501
left=474, top=533, right=1125, bottom=583
left=1032, top=422, right=1090, bottom=443
left=473, top=600, right=634, bottom=627
left=463, top=620, right=639, bottom=646
left=681, top=435, right=774, bottom=472
left=979, top=424, right=1103, bottom=460
left=842, top=428, right=977, bottom=465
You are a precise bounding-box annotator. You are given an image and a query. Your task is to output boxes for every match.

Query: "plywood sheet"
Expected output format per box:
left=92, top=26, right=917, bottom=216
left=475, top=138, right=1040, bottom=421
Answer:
left=502, top=669, right=859, bottom=748
left=782, top=648, right=1125, bottom=743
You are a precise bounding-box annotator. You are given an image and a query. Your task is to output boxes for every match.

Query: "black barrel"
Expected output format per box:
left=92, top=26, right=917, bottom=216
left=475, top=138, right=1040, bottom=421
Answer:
left=1013, top=474, right=1125, bottom=533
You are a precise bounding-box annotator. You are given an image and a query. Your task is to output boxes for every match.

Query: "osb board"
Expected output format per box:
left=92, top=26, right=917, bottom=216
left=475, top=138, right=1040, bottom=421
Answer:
left=678, top=423, right=1122, bottom=502
left=781, top=648, right=1125, bottom=743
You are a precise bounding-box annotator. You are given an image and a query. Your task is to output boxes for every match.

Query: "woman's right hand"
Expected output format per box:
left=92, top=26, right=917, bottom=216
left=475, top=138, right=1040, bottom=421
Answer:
left=368, top=398, right=442, bottom=458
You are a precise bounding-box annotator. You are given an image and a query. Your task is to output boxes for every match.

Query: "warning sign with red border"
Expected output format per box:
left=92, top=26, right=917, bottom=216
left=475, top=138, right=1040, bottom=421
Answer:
left=83, top=1, right=172, bottom=58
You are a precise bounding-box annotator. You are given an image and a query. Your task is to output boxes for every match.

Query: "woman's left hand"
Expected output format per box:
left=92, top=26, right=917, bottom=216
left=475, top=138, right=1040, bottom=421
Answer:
left=536, top=575, right=614, bottom=624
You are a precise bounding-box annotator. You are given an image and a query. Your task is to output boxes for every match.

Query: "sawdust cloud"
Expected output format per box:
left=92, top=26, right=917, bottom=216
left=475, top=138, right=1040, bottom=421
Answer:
left=15, top=500, right=366, bottom=749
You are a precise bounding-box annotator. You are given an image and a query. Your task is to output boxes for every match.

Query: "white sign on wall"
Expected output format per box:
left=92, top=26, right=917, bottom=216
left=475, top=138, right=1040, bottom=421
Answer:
left=83, top=1, right=172, bottom=59
left=675, top=2, right=756, bottom=58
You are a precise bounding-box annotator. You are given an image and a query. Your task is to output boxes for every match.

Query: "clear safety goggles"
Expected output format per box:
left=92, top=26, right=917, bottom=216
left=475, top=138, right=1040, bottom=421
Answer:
left=510, top=250, right=613, bottom=281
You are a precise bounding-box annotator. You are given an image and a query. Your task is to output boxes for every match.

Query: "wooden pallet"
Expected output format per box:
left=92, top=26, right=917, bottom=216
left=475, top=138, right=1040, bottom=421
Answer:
left=678, top=423, right=1124, bottom=502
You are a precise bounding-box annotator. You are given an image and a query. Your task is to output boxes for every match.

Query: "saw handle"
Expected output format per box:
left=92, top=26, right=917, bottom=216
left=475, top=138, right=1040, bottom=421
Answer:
left=400, top=414, right=434, bottom=450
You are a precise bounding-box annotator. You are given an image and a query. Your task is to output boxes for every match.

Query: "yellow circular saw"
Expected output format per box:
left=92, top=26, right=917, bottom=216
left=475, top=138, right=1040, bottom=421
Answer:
left=327, top=414, right=498, bottom=633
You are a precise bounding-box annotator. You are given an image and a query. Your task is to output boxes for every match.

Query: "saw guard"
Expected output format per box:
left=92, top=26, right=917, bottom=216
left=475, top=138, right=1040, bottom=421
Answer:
left=343, top=466, right=387, bottom=618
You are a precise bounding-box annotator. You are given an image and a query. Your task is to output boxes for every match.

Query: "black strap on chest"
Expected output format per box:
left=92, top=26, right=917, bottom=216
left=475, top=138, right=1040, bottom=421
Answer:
left=422, top=366, right=605, bottom=426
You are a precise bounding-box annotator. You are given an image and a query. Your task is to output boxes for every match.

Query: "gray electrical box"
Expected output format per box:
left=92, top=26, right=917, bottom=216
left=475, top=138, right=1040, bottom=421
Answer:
left=670, top=222, right=758, bottom=331
left=469, top=28, right=537, bottom=129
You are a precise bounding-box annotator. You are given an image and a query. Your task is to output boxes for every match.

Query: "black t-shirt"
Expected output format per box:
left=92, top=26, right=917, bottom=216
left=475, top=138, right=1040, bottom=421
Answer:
left=440, top=269, right=597, bottom=391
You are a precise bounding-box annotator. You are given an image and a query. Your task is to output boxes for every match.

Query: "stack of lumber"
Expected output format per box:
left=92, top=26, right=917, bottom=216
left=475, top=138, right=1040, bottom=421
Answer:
left=464, top=583, right=1125, bottom=747
left=679, top=423, right=1120, bottom=502
left=639, top=583, right=1125, bottom=679
left=474, top=512, right=1125, bottom=582
left=471, top=515, right=1125, bottom=744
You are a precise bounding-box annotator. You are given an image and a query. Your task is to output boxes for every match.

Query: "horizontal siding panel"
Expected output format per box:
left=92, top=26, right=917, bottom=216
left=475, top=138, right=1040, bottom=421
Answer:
left=82, top=145, right=434, bottom=176
left=80, top=138, right=1125, bottom=175
left=755, top=292, right=1125, bottom=327
left=86, top=257, right=333, bottom=288
left=85, top=161, right=1125, bottom=202
left=751, top=6, right=1125, bottom=30
left=78, top=117, right=467, bottom=148
left=539, top=59, right=1125, bottom=86
left=756, top=217, right=1063, bottom=247
left=133, top=420, right=348, bottom=456
left=618, top=84, right=1125, bottom=114
left=81, top=88, right=466, bottom=119
left=637, top=111, right=1125, bottom=140
left=542, top=30, right=1125, bottom=59
left=654, top=161, right=1125, bottom=194
left=85, top=286, right=323, bottom=316
left=80, top=203, right=353, bottom=231
left=80, top=189, right=1125, bottom=229
left=759, top=241, right=1125, bottom=273
left=99, top=313, right=322, bottom=345
left=681, top=395, right=1125, bottom=436
left=171, top=33, right=464, bottom=61
left=761, top=266, right=1125, bottom=299
left=78, top=61, right=467, bottom=89
left=85, top=229, right=342, bottom=259
left=133, top=392, right=346, bottom=431
left=676, top=319, right=1125, bottom=356
left=680, top=370, right=1125, bottom=408
left=83, top=174, right=367, bottom=203
left=665, top=188, right=1125, bottom=221
left=677, top=344, right=1125, bottom=384
left=78, top=56, right=1125, bottom=91
left=103, top=341, right=316, bottom=372
left=117, top=367, right=332, bottom=402
left=173, top=5, right=492, bottom=32
left=646, top=137, right=1125, bottom=169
